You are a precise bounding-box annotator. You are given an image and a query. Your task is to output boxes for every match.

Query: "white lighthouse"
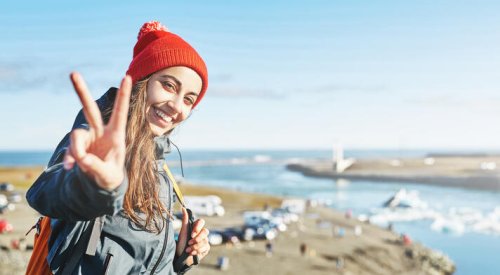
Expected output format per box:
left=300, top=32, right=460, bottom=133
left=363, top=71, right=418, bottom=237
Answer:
left=332, top=142, right=355, bottom=173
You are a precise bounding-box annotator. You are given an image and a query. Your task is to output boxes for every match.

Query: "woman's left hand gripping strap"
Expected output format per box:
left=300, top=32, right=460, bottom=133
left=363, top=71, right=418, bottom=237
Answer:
left=174, top=208, right=198, bottom=273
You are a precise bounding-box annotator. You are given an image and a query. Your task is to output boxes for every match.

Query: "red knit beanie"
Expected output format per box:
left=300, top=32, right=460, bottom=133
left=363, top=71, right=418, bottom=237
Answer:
left=126, top=21, right=208, bottom=108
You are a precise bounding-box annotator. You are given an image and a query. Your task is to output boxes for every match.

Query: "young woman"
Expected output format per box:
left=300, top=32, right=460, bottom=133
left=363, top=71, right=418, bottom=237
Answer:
left=27, top=21, right=210, bottom=274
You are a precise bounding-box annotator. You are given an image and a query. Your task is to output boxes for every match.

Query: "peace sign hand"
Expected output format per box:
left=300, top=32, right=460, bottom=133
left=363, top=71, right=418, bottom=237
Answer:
left=63, top=72, right=132, bottom=191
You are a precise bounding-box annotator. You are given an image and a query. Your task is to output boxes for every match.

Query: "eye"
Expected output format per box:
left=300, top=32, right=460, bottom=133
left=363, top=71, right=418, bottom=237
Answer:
left=184, top=96, right=195, bottom=105
left=161, top=81, right=176, bottom=91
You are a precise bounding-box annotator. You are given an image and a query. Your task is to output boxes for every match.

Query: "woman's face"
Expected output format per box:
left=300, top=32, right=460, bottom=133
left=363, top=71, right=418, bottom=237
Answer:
left=145, top=66, right=203, bottom=136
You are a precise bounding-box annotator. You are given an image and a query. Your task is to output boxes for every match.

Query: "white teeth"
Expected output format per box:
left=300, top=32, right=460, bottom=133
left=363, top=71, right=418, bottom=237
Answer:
left=155, top=108, right=172, bottom=122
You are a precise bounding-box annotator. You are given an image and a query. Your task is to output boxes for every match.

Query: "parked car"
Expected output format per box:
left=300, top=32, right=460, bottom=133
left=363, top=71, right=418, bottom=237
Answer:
left=271, top=208, right=299, bottom=224
left=0, top=194, right=8, bottom=208
left=244, top=210, right=287, bottom=232
left=243, top=211, right=271, bottom=226
left=0, top=182, right=14, bottom=192
left=207, top=231, right=223, bottom=246
left=243, top=222, right=277, bottom=240
left=220, top=228, right=241, bottom=244
left=8, top=192, right=22, bottom=203
left=216, top=226, right=255, bottom=244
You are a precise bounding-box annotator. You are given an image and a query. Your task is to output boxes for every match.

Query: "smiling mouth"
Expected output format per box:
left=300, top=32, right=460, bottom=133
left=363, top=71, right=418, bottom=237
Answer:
left=153, top=107, right=173, bottom=123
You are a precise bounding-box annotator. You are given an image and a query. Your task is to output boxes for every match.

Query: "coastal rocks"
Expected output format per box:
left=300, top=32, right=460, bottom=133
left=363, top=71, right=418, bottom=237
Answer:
left=404, top=244, right=456, bottom=275
left=382, top=188, right=428, bottom=209
left=371, top=199, right=500, bottom=237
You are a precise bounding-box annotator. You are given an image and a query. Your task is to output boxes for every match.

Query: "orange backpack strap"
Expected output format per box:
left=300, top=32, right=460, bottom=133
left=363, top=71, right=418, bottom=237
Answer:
left=26, top=217, right=99, bottom=275
left=26, top=217, right=52, bottom=275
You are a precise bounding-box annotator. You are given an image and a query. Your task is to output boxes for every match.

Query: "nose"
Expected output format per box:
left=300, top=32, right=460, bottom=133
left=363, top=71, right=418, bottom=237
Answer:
left=167, top=95, right=183, bottom=114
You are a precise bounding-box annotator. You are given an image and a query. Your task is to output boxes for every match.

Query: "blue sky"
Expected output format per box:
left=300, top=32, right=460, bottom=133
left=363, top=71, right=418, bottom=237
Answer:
left=1, top=1, right=500, bottom=150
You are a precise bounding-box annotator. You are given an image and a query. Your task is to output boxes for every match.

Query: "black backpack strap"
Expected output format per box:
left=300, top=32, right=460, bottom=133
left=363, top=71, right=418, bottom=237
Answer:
left=60, top=216, right=105, bottom=275
left=173, top=208, right=197, bottom=273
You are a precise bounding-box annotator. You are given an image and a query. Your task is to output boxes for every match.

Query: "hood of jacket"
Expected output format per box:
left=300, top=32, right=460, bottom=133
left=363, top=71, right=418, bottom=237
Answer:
left=72, top=87, right=172, bottom=160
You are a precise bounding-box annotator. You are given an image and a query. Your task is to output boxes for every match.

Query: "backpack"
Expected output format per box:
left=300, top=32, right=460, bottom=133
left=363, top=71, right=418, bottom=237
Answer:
left=25, top=215, right=101, bottom=275
left=25, top=163, right=196, bottom=274
left=25, top=216, right=52, bottom=275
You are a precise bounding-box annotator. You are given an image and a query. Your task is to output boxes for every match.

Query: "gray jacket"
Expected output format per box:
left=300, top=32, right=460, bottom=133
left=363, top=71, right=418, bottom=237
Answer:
left=27, top=88, right=190, bottom=274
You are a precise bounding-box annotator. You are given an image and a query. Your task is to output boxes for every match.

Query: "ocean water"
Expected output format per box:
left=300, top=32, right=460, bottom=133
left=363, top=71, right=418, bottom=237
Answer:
left=0, top=151, right=53, bottom=167
left=2, top=149, right=499, bottom=274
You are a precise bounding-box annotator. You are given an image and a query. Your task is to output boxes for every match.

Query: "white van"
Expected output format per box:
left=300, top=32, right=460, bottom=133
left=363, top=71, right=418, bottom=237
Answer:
left=184, top=196, right=225, bottom=217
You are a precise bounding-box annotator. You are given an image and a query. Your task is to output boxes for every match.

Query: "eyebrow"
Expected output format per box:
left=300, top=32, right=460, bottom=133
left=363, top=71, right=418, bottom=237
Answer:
left=159, top=74, right=200, bottom=97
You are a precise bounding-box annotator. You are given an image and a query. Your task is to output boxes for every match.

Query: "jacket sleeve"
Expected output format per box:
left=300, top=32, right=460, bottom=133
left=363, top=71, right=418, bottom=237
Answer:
left=173, top=249, right=193, bottom=274
left=26, top=161, right=128, bottom=221
left=27, top=109, right=128, bottom=221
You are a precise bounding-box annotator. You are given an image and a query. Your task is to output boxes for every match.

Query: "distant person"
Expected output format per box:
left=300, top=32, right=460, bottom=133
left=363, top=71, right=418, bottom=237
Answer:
left=345, top=209, right=353, bottom=219
left=300, top=242, right=307, bottom=256
left=354, top=225, right=363, bottom=236
left=265, top=240, right=274, bottom=257
left=334, top=226, right=345, bottom=238
left=26, top=21, right=210, bottom=274
left=388, top=222, right=394, bottom=231
left=402, top=234, right=412, bottom=246
left=217, top=256, right=230, bottom=271
left=336, top=256, right=345, bottom=270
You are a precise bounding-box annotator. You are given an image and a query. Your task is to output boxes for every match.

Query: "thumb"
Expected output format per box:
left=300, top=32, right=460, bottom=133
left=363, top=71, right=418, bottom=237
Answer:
left=79, top=154, right=120, bottom=190
left=176, top=207, right=189, bottom=256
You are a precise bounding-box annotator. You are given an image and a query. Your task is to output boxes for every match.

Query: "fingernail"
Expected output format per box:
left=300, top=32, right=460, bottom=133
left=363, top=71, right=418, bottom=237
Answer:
left=188, top=240, right=193, bottom=245
left=186, top=247, right=191, bottom=253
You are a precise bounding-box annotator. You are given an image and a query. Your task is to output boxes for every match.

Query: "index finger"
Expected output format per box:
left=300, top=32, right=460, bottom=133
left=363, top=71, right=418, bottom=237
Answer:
left=109, top=75, right=132, bottom=133
left=70, top=72, right=104, bottom=136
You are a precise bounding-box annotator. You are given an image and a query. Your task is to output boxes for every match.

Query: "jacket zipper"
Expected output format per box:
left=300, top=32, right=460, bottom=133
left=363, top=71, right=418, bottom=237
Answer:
left=25, top=216, right=44, bottom=236
left=150, top=173, right=171, bottom=274
left=103, top=252, right=113, bottom=275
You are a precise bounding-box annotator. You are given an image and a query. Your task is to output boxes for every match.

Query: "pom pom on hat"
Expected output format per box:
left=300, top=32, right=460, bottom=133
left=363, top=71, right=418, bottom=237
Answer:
left=137, top=21, right=169, bottom=40
left=127, top=21, right=208, bottom=108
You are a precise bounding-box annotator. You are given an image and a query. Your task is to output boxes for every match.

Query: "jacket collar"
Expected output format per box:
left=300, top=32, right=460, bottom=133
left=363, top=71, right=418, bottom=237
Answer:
left=154, top=135, right=171, bottom=160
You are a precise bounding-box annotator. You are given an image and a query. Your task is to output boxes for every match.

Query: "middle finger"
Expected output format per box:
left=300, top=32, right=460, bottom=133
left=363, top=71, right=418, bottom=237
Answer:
left=189, top=228, right=209, bottom=245
left=108, top=76, right=132, bottom=134
left=187, top=239, right=209, bottom=253
left=70, top=72, right=104, bottom=136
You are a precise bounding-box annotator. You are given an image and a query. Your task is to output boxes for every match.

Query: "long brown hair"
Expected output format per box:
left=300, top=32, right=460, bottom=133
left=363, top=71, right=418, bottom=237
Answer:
left=104, top=76, right=169, bottom=233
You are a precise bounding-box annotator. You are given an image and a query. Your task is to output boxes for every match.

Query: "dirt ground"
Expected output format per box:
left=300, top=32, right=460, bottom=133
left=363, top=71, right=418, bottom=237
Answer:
left=0, top=167, right=454, bottom=275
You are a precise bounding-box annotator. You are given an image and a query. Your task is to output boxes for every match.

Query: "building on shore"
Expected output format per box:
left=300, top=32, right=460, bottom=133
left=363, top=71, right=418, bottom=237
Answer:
left=332, top=143, right=355, bottom=173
